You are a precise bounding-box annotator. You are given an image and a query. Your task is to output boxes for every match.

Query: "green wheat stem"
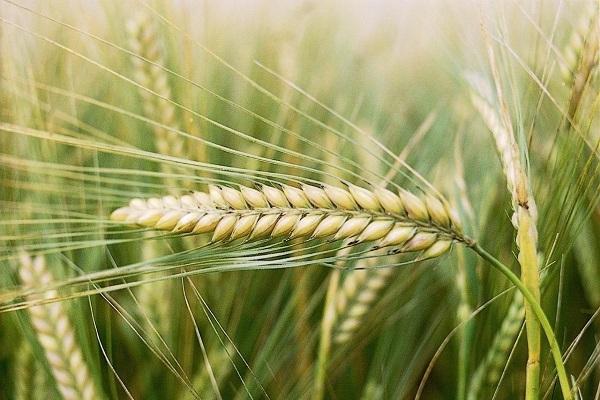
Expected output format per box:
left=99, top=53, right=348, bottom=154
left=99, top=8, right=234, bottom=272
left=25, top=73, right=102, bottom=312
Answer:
left=313, top=268, right=341, bottom=400
left=518, top=211, right=542, bottom=400
left=469, top=243, right=572, bottom=400
left=456, top=246, right=476, bottom=400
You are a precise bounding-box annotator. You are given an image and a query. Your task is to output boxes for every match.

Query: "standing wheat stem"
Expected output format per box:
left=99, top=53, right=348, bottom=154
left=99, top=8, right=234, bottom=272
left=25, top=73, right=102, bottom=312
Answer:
left=472, top=46, right=541, bottom=396
left=18, top=253, right=99, bottom=400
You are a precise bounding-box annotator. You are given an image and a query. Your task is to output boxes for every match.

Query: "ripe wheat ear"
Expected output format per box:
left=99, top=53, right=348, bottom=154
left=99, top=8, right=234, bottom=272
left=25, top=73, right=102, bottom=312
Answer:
left=18, top=253, right=99, bottom=400
left=111, top=182, right=467, bottom=257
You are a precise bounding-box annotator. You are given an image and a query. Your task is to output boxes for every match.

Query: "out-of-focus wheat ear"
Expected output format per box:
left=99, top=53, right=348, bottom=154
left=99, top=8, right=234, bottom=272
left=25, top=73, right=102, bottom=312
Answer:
left=13, top=341, right=51, bottom=400
left=127, top=11, right=191, bottom=189
left=560, top=3, right=599, bottom=84
left=18, top=253, right=100, bottom=400
left=561, top=3, right=599, bottom=122
left=332, top=255, right=394, bottom=344
left=467, top=291, right=525, bottom=400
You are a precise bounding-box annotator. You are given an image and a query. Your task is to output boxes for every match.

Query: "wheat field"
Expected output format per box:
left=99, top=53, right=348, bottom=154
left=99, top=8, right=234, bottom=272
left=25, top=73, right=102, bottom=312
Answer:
left=0, top=0, right=599, bottom=399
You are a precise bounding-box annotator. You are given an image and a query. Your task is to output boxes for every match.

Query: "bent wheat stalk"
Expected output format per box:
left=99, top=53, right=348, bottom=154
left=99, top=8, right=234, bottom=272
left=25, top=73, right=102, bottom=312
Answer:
left=18, top=253, right=99, bottom=400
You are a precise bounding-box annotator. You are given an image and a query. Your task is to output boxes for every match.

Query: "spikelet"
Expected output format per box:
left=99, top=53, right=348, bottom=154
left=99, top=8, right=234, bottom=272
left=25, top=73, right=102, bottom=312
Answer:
left=18, top=253, right=99, bottom=400
left=111, top=183, right=465, bottom=253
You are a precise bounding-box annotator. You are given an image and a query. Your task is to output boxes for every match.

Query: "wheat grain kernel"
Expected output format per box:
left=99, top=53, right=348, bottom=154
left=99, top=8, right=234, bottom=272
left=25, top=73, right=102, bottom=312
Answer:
left=290, top=214, right=324, bottom=238
left=425, top=195, right=450, bottom=227
left=313, top=215, right=347, bottom=238
left=302, top=184, right=334, bottom=208
left=110, top=207, right=130, bottom=221
left=419, top=240, right=452, bottom=260
left=334, top=217, right=371, bottom=240
left=377, top=224, right=416, bottom=248
left=155, top=210, right=186, bottom=230
left=230, top=214, right=259, bottom=240
left=356, top=220, right=394, bottom=242
left=324, top=185, right=358, bottom=210
left=137, top=209, right=166, bottom=226
left=147, top=197, right=164, bottom=208
left=240, top=187, right=269, bottom=208
left=402, top=232, right=437, bottom=252
left=192, top=214, right=222, bottom=233
left=208, top=185, right=227, bottom=208
left=173, top=212, right=203, bottom=232
left=250, top=213, right=280, bottom=238
left=399, top=189, right=429, bottom=221
left=130, top=198, right=147, bottom=209
left=283, top=185, right=311, bottom=208
left=193, top=191, right=212, bottom=206
left=180, top=194, right=198, bottom=209
left=211, top=214, right=238, bottom=242
left=162, top=195, right=180, bottom=209
left=348, top=184, right=381, bottom=211
left=374, top=188, right=404, bottom=214
left=221, top=187, right=247, bottom=209
left=262, top=185, right=290, bottom=208
left=271, top=213, right=301, bottom=237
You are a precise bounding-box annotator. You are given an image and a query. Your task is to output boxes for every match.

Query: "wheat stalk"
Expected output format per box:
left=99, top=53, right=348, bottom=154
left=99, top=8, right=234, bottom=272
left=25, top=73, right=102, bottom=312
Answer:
left=467, top=291, right=525, bottom=400
left=111, top=182, right=464, bottom=253
left=471, top=42, right=541, bottom=397
left=18, top=253, right=99, bottom=400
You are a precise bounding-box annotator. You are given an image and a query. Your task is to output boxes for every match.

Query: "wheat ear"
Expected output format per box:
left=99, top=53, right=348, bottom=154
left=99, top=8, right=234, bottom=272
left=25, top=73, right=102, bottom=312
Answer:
left=331, top=254, right=396, bottom=344
left=127, top=12, right=186, bottom=181
left=561, top=3, right=599, bottom=122
left=560, top=3, right=599, bottom=86
left=14, top=341, right=51, bottom=400
left=328, top=116, right=439, bottom=345
left=18, top=253, right=99, bottom=400
left=467, top=290, right=525, bottom=400
left=111, top=182, right=465, bottom=253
